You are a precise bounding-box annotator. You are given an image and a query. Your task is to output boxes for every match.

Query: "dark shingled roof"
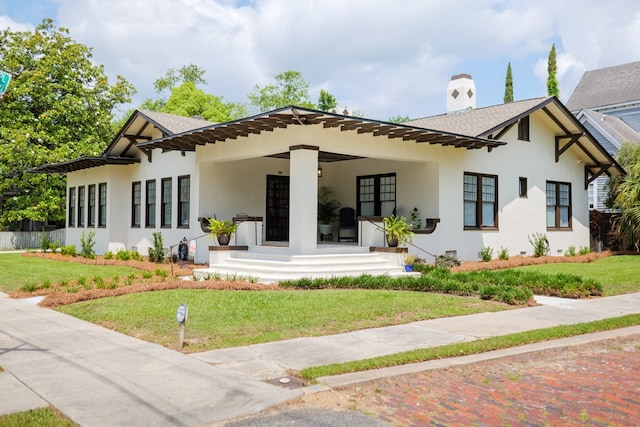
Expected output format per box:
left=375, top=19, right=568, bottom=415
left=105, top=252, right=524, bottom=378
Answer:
left=406, top=97, right=549, bottom=137
left=566, top=61, right=640, bottom=111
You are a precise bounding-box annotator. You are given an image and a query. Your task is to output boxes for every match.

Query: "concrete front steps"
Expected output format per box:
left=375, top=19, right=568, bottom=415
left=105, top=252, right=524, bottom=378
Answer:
left=192, top=245, right=417, bottom=284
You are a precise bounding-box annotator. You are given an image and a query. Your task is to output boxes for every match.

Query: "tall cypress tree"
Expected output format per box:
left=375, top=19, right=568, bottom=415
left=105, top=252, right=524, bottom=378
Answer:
left=547, top=44, right=560, bottom=98
left=504, top=62, right=514, bottom=103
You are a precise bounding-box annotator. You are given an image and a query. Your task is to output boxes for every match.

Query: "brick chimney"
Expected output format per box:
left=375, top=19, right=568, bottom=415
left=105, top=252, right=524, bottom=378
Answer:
left=447, top=73, right=476, bottom=113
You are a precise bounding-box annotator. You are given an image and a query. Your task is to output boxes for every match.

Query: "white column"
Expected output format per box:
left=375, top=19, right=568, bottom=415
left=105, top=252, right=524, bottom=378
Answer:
left=289, top=145, right=319, bottom=254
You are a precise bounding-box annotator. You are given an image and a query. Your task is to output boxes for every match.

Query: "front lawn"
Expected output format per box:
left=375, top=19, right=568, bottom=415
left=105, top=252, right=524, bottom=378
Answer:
left=57, top=289, right=511, bottom=352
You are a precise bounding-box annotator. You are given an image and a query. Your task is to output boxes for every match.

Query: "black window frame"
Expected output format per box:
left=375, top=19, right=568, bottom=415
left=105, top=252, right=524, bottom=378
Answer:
left=131, top=181, right=141, bottom=228
left=98, top=183, right=107, bottom=227
left=161, top=177, right=172, bottom=228
left=177, top=175, right=190, bottom=228
left=519, top=177, right=528, bottom=198
left=356, top=173, right=396, bottom=217
left=518, top=116, right=530, bottom=141
left=77, top=186, right=85, bottom=227
left=463, top=172, right=498, bottom=230
left=68, top=187, right=76, bottom=227
left=87, top=184, right=96, bottom=227
left=546, top=180, right=572, bottom=230
left=145, top=179, right=156, bottom=228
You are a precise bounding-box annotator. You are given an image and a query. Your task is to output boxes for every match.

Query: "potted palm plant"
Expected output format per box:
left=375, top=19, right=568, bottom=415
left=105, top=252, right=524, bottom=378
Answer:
left=383, top=214, right=414, bottom=247
left=207, top=218, right=239, bottom=246
left=317, top=186, right=340, bottom=237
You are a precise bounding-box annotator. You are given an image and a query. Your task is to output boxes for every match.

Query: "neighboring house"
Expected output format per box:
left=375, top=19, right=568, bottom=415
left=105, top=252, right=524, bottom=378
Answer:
left=566, top=61, right=640, bottom=210
left=33, top=83, right=622, bottom=281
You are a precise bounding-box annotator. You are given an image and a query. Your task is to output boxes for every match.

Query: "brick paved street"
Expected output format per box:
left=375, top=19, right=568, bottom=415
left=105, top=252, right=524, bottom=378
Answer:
left=297, top=334, right=640, bottom=426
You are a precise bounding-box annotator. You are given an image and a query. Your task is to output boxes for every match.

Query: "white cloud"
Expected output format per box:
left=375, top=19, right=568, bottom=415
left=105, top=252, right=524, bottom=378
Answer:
left=4, top=0, right=640, bottom=119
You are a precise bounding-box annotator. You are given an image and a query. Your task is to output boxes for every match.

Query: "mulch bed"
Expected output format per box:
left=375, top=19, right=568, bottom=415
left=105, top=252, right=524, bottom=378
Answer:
left=13, top=250, right=621, bottom=307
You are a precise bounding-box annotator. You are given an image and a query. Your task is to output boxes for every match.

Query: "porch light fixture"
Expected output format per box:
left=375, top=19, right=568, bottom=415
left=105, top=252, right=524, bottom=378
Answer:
left=317, top=165, right=323, bottom=177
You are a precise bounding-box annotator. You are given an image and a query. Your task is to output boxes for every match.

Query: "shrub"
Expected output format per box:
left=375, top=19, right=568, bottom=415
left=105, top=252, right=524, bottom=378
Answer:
left=565, top=245, right=577, bottom=257
left=115, top=250, right=131, bottom=261
left=104, top=251, right=113, bottom=260
left=579, top=246, right=591, bottom=255
left=479, top=246, right=493, bottom=262
left=528, top=233, right=549, bottom=257
left=155, top=268, right=168, bottom=279
left=76, top=276, right=88, bottom=289
left=436, top=254, right=460, bottom=268
left=93, top=275, right=105, bottom=289
left=40, top=233, right=53, bottom=252
left=498, top=246, right=510, bottom=260
left=60, top=245, right=77, bottom=257
left=80, top=231, right=96, bottom=259
left=21, top=281, right=38, bottom=292
left=142, top=271, right=153, bottom=280
left=148, top=232, right=165, bottom=263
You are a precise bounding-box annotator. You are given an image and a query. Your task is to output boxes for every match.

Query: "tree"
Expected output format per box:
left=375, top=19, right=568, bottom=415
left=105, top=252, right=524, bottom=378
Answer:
left=609, top=142, right=640, bottom=250
left=162, top=82, right=233, bottom=122
left=504, top=62, right=514, bottom=103
left=387, top=115, right=411, bottom=123
left=317, top=89, right=337, bottom=111
left=248, top=70, right=315, bottom=112
left=547, top=44, right=560, bottom=98
left=0, top=19, right=134, bottom=229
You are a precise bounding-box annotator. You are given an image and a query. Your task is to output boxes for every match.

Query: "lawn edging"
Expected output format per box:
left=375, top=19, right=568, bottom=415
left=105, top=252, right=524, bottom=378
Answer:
left=298, top=314, right=640, bottom=381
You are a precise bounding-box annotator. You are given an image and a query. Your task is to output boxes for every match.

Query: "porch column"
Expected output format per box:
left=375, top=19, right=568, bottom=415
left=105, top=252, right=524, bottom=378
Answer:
left=289, top=145, right=319, bottom=254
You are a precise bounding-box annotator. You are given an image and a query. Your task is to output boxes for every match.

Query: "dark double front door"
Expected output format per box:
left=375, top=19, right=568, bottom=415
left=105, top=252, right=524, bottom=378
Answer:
left=266, top=175, right=289, bottom=241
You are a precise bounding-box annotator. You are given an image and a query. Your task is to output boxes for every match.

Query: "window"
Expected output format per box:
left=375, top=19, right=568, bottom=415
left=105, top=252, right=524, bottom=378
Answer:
left=131, top=182, right=141, bottom=227
left=161, top=178, right=172, bottom=227
left=98, top=183, right=107, bottom=227
left=77, top=186, right=85, bottom=227
left=519, top=177, right=528, bottom=198
left=546, top=181, right=571, bottom=229
left=518, top=116, right=530, bottom=141
left=88, top=184, right=96, bottom=227
left=357, top=173, right=396, bottom=217
left=178, top=175, right=190, bottom=227
left=464, top=172, right=498, bottom=229
left=68, top=187, right=76, bottom=227
left=146, top=180, right=156, bottom=228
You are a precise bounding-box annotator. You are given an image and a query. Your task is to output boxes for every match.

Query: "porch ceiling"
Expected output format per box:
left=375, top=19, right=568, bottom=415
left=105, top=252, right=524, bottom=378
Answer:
left=137, top=106, right=506, bottom=153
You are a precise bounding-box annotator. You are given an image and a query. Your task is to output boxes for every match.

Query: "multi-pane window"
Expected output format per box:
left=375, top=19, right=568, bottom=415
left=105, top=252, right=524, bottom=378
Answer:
left=161, top=178, right=172, bottom=228
left=464, top=172, right=498, bottom=229
left=357, top=173, right=396, bottom=216
left=68, top=187, right=76, bottom=227
left=178, top=175, right=190, bottom=227
left=98, top=183, right=107, bottom=227
left=546, top=181, right=571, bottom=229
left=131, top=182, right=141, bottom=227
left=77, top=186, right=85, bottom=227
left=146, top=180, right=156, bottom=228
left=88, top=184, right=96, bottom=227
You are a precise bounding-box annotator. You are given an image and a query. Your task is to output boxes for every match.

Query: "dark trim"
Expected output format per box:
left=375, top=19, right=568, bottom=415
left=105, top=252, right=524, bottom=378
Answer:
left=289, top=144, right=319, bottom=151
left=29, top=156, right=140, bottom=174
left=463, top=172, right=499, bottom=230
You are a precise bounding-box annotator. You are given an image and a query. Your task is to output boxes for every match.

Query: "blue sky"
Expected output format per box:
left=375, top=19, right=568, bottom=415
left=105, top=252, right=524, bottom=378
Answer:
left=1, top=0, right=639, bottom=121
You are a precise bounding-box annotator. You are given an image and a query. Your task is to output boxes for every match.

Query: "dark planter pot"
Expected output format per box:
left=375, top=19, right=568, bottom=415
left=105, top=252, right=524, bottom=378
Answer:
left=217, top=233, right=231, bottom=246
left=387, top=236, right=399, bottom=247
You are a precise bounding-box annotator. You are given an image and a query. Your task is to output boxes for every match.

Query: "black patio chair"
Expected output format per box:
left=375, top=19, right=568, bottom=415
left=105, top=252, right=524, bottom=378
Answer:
left=338, top=207, right=357, bottom=242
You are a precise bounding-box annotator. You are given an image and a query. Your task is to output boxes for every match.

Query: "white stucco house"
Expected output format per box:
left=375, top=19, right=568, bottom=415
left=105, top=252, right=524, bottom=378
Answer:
left=34, top=77, right=623, bottom=282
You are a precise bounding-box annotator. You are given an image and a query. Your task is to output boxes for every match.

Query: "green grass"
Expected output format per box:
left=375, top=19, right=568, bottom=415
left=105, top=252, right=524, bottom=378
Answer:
left=516, top=255, right=640, bottom=296
left=299, top=313, right=640, bottom=380
left=0, top=253, right=139, bottom=293
left=0, top=407, right=76, bottom=427
left=57, top=289, right=512, bottom=352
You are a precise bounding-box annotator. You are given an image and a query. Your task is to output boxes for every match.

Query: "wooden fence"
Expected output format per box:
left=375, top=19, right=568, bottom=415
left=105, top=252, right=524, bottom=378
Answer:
left=0, top=229, right=66, bottom=250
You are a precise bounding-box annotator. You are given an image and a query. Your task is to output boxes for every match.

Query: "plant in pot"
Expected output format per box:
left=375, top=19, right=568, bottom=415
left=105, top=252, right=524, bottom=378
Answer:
left=383, top=214, right=414, bottom=247
left=207, top=218, right=239, bottom=246
left=317, top=186, right=340, bottom=237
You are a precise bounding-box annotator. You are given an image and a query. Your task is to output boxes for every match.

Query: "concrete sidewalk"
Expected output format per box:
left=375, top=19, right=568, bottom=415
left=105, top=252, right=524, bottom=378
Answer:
left=0, top=293, right=299, bottom=426
left=192, top=292, right=640, bottom=382
left=1, top=291, right=639, bottom=426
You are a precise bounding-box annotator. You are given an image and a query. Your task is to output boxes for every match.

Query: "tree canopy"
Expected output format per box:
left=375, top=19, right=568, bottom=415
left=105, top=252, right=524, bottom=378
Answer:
left=547, top=44, right=560, bottom=98
left=504, top=62, right=514, bottom=103
left=0, top=19, right=134, bottom=229
left=248, top=70, right=315, bottom=112
left=317, top=89, right=337, bottom=112
left=609, top=142, right=640, bottom=250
